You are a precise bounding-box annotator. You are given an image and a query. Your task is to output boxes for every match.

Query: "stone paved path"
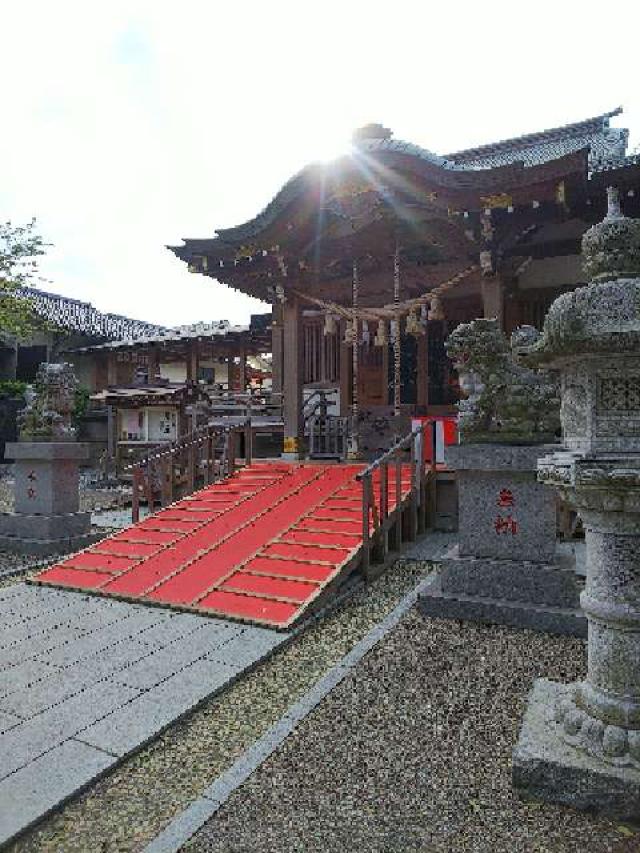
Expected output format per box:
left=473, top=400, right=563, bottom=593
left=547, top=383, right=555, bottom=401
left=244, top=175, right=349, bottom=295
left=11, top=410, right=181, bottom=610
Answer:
left=0, top=582, right=285, bottom=847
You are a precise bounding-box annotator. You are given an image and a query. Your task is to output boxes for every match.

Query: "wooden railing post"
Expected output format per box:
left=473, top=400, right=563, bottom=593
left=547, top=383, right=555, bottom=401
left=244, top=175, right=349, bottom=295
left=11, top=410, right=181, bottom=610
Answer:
left=361, top=472, right=371, bottom=579
left=205, top=432, right=213, bottom=485
left=187, top=439, right=195, bottom=494
left=381, top=460, right=389, bottom=556
left=394, top=455, right=403, bottom=549
left=132, top=468, right=141, bottom=522
left=165, top=454, right=173, bottom=506
left=244, top=418, right=253, bottom=466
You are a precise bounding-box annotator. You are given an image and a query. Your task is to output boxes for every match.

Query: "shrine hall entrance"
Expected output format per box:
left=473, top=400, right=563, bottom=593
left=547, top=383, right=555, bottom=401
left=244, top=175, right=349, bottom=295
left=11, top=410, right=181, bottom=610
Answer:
left=357, top=344, right=386, bottom=407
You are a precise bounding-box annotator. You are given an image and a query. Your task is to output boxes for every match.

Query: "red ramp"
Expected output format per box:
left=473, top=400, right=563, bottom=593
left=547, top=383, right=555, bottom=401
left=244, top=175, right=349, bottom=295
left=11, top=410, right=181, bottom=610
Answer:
left=33, top=462, right=412, bottom=629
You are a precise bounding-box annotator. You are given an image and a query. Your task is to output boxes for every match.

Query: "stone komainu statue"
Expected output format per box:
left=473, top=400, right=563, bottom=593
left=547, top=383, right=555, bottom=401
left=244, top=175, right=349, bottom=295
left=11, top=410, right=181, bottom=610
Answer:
left=18, top=362, right=78, bottom=441
left=446, top=317, right=560, bottom=444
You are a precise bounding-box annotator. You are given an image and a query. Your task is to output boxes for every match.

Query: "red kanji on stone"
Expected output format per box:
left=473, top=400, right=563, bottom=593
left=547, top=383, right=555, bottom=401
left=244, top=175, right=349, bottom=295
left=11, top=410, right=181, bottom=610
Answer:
left=497, top=488, right=514, bottom=508
left=494, top=514, right=518, bottom=535
left=27, top=487, right=36, bottom=499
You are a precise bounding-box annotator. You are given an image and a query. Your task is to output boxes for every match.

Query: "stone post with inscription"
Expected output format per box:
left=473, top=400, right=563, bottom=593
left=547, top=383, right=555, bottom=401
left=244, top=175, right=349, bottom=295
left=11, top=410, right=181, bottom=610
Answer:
left=512, top=188, right=640, bottom=819
left=418, top=317, right=585, bottom=636
left=0, top=363, right=93, bottom=555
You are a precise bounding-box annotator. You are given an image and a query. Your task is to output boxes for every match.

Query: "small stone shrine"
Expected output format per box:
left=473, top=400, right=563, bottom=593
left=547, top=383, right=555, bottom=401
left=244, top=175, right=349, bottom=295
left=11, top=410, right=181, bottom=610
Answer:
left=512, top=188, right=640, bottom=820
left=418, top=317, right=585, bottom=636
left=0, top=363, right=92, bottom=555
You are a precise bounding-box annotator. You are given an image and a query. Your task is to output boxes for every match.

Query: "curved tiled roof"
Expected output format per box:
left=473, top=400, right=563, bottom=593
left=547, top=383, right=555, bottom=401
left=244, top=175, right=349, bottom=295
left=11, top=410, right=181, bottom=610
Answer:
left=17, top=287, right=167, bottom=340
left=446, top=108, right=628, bottom=170
left=175, top=109, right=633, bottom=250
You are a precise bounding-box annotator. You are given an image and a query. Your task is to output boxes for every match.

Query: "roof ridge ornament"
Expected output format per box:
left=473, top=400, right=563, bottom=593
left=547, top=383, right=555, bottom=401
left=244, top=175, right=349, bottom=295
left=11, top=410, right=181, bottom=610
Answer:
left=352, top=123, right=393, bottom=145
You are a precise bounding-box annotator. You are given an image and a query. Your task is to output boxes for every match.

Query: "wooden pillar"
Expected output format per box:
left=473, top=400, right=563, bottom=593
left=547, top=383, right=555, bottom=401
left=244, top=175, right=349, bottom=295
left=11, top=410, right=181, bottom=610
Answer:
left=417, top=331, right=428, bottom=409
left=239, top=348, right=247, bottom=392
left=107, top=351, right=117, bottom=386
left=271, top=304, right=284, bottom=395
left=186, top=341, right=199, bottom=383
left=147, top=347, right=159, bottom=383
left=339, top=327, right=351, bottom=417
left=282, top=296, right=304, bottom=458
left=481, top=276, right=505, bottom=329
left=107, top=405, right=116, bottom=464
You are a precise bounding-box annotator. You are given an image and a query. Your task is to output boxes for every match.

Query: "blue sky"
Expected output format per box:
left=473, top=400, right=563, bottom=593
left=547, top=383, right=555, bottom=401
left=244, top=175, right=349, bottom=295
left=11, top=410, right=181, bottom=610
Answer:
left=2, top=1, right=639, bottom=327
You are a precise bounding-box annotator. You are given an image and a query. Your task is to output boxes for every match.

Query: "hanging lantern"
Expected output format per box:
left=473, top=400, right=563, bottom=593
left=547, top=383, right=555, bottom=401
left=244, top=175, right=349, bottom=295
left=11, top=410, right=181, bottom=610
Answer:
left=323, top=314, right=337, bottom=336
left=389, top=319, right=398, bottom=345
left=374, top=319, right=388, bottom=347
left=361, top=321, right=370, bottom=346
left=428, top=295, right=445, bottom=321
left=405, top=309, right=422, bottom=336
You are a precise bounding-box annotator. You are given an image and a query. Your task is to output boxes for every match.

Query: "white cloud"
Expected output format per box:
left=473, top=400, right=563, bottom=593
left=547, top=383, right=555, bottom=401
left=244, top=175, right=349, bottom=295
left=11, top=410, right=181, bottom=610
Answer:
left=2, top=0, right=639, bottom=326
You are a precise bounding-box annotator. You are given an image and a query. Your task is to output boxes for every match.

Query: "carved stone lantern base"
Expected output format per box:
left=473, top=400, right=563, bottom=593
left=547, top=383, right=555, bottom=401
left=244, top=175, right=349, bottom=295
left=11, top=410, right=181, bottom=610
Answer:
left=0, top=442, right=96, bottom=556
left=513, top=678, right=640, bottom=822
left=513, top=451, right=640, bottom=820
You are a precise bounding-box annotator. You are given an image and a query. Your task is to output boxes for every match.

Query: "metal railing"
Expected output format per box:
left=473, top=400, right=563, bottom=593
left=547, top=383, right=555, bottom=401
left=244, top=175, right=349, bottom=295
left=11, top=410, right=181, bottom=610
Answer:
left=129, top=419, right=253, bottom=522
left=356, top=423, right=430, bottom=578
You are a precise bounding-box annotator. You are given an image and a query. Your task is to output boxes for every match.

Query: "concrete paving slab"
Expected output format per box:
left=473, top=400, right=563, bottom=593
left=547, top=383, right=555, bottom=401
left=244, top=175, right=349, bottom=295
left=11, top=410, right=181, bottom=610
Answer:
left=0, top=584, right=283, bottom=846
left=0, top=738, right=113, bottom=847
left=114, top=638, right=219, bottom=690
left=79, top=658, right=243, bottom=756
left=41, top=610, right=170, bottom=667
left=203, top=629, right=282, bottom=668
left=0, top=606, right=136, bottom=668
left=131, top=614, right=221, bottom=648
left=0, top=659, right=61, bottom=698
left=0, top=710, right=22, bottom=733
left=0, top=679, right=140, bottom=779
left=1, top=592, right=82, bottom=629
left=0, top=640, right=153, bottom=718
left=0, top=602, right=108, bottom=650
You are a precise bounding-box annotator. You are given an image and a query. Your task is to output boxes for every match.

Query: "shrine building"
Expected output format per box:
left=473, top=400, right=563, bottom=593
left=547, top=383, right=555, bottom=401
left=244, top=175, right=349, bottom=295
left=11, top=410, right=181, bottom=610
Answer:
left=169, top=108, right=640, bottom=459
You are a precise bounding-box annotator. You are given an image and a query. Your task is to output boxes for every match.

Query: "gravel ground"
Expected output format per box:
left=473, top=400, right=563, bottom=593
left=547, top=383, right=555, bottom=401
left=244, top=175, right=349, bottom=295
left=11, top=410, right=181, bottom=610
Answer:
left=7, top=551, right=447, bottom=852
left=183, top=614, right=634, bottom=853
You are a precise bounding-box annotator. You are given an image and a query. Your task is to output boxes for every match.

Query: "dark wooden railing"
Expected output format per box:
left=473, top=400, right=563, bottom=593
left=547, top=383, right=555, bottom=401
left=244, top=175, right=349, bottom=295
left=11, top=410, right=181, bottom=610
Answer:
left=129, top=420, right=253, bottom=522
left=356, top=423, right=431, bottom=578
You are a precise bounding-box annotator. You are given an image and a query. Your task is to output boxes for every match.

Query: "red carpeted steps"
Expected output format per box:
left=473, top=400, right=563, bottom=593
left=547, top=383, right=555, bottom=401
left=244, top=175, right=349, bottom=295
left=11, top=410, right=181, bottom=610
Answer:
left=33, top=462, right=413, bottom=629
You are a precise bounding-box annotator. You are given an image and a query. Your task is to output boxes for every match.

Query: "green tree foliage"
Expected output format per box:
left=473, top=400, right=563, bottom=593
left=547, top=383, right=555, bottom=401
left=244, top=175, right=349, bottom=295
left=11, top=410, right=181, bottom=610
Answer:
left=0, top=218, right=49, bottom=337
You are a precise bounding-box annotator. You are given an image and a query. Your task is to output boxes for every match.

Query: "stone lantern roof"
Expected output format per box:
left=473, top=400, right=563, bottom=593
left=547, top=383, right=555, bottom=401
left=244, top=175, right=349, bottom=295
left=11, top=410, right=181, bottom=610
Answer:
left=582, top=187, right=640, bottom=281
left=527, top=187, right=640, bottom=361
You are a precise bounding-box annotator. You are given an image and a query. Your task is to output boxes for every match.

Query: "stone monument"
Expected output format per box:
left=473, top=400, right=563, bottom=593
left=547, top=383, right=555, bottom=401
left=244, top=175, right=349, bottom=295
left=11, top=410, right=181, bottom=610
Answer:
left=512, top=188, right=640, bottom=820
left=0, top=363, right=93, bottom=555
left=418, top=317, right=585, bottom=636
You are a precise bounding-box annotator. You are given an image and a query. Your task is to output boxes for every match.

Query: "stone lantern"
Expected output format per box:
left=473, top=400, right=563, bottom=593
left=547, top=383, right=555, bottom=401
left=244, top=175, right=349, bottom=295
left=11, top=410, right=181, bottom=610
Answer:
left=512, top=187, right=640, bottom=819
left=0, top=363, right=93, bottom=555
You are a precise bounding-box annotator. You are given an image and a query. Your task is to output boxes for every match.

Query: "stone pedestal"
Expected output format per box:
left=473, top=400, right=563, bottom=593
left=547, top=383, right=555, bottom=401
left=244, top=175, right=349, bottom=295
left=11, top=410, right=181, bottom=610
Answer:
left=418, top=443, right=585, bottom=637
left=0, top=442, right=93, bottom=555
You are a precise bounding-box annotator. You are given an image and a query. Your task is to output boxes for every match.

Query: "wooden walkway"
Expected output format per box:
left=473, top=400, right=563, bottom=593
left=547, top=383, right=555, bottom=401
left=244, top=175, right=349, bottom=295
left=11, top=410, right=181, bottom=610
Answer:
left=33, top=463, right=413, bottom=629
